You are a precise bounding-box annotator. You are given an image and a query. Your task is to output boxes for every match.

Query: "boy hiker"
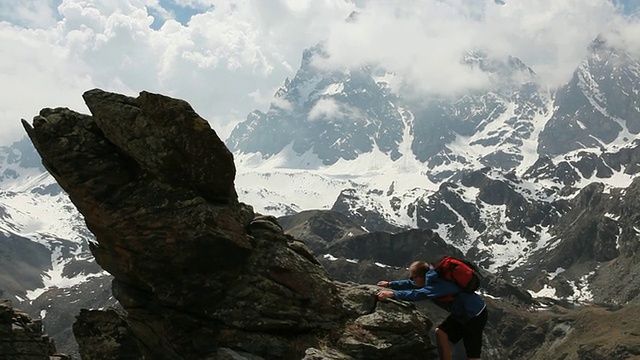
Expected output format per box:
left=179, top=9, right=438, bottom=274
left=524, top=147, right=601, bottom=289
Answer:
left=376, top=260, right=488, bottom=360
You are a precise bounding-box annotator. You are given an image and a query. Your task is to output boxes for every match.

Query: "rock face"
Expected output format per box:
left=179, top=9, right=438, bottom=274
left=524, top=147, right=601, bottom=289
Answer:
left=22, top=89, right=438, bottom=359
left=73, top=308, right=142, bottom=359
left=0, top=299, right=67, bottom=360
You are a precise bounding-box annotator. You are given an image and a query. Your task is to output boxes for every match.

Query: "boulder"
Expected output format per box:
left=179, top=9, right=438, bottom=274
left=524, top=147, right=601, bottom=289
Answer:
left=22, top=89, right=438, bottom=359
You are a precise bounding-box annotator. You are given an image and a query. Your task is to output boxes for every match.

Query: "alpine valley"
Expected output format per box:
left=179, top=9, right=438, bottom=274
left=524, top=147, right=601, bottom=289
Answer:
left=2, top=35, right=640, bottom=359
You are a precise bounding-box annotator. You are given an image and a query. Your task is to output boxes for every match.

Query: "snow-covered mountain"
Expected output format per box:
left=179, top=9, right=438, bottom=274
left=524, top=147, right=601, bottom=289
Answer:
left=229, top=37, right=640, bottom=304
left=0, top=137, right=114, bottom=355
left=0, top=137, right=109, bottom=296
left=539, top=37, right=640, bottom=156
left=1, top=34, right=639, bottom=354
left=227, top=44, right=405, bottom=165
left=231, top=39, right=638, bottom=215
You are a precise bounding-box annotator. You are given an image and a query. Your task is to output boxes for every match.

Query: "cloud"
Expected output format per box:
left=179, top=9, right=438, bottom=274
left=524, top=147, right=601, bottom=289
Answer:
left=0, top=22, right=94, bottom=145
left=266, top=93, right=294, bottom=112
left=0, top=0, right=637, bottom=146
left=318, top=0, right=623, bottom=96
left=602, top=16, right=640, bottom=57
left=308, top=98, right=341, bottom=121
left=308, top=98, right=363, bottom=122
left=0, top=0, right=355, bottom=145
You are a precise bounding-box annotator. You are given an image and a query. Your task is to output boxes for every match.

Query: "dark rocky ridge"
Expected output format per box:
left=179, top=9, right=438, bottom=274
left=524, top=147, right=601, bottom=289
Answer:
left=20, top=89, right=439, bottom=359
left=278, top=209, right=367, bottom=254
left=0, top=299, right=68, bottom=360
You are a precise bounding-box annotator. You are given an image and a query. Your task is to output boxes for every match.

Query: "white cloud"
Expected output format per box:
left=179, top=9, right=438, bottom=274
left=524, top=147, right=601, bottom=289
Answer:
left=602, top=16, right=640, bottom=57
left=308, top=98, right=341, bottom=121
left=308, top=98, right=363, bottom=122
left=318, top=0, right=622, bottom=96
left=0, top=23, right=94, bottom=144
left=0, top=0, right=355, bottom=145
left=0, top=0, right=637, bottom=146
left=267, top=94, right=293, bottom=112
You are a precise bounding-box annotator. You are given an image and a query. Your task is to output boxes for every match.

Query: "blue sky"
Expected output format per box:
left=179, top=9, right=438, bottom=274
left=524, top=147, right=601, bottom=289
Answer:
left=613, top=0, right=640, bottom=14
left=152, top=1, right=639, bottom=28
left=0, top=0, right=639, bottom=145
left=152, top=0, right=207, bottom=28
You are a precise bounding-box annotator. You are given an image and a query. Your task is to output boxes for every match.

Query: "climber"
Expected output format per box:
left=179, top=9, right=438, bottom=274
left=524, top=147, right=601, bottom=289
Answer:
left=376, top=260, right=488, bottom=360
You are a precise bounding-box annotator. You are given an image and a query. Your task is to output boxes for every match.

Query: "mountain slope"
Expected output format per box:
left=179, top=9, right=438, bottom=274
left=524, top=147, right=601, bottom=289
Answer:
left=229, top=37, right=640, bottom=305
left=227, top=44, right=405, bottom=165
left=0, top=136, right=114, bottom=355
left=539, top=37, right=640, bottom=156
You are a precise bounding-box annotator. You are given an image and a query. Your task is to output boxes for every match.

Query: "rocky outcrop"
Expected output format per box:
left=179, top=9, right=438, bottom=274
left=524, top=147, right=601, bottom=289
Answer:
left=332, top=188, right=406, bottom=233
left=0, top=299, right=68, bottom=360
left=278, top=210, right=367, bottom=254
left=23, top=89, right=438, bottom=359
left=73, top=308, right=141, bottom=359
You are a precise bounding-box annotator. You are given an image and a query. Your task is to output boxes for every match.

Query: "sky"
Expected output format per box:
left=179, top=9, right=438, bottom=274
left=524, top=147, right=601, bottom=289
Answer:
left=0, top=0, right=639, bottom=146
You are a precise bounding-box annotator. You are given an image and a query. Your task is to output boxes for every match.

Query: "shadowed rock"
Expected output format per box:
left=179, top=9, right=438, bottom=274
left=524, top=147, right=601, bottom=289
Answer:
left=73, top=308, right=141, bottom=359
left=22, top=89, right=437, bottom=359
left=0, top=299, right=68, bottom=359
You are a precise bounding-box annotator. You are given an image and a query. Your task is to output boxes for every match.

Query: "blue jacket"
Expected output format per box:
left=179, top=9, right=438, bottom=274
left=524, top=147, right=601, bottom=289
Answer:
left=389, top=267, right=485, bottom=323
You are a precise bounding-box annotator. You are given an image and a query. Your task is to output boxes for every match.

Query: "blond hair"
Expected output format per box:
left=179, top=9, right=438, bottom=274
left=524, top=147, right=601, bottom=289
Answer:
left=409, top=261, right=429, bottom=277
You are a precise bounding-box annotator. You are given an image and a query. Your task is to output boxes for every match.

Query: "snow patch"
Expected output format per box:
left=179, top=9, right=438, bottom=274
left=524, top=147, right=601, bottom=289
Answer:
left=321, top=83, right=344, bottom=96
left=25, top=246, right=109, bottom=301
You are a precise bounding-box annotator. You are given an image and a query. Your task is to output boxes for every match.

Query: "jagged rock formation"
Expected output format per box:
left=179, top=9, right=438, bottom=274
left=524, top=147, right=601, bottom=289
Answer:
left=538, top=37, right=640, bottom=156
left=22, top=89, right=440, bottom=359
left=226, top=44, right=405, bottom=165
left=0, top=300, right=68, bottom=360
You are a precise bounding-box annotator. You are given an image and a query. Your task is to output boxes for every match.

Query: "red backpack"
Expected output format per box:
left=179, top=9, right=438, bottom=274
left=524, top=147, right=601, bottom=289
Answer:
left=434, top=256, right=481, bottom=292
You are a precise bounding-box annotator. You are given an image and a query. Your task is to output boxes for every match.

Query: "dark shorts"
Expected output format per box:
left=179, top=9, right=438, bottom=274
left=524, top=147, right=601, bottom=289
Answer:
left=437, top=307, right=488, bottom=358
